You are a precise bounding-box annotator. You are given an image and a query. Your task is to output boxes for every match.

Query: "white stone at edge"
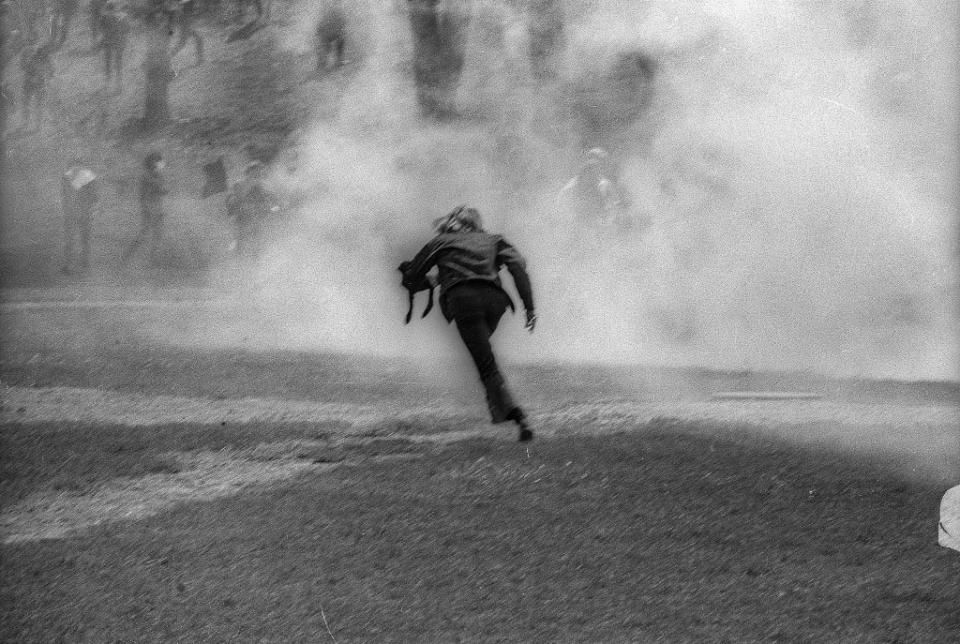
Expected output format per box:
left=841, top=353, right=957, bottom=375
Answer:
left=939, top=485, right=960, bottom=552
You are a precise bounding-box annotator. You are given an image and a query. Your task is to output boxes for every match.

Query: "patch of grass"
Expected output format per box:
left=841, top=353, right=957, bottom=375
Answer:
left=0, top=314, right=475, bottom=406
left=4, top=309, right=956, bottom=408
left=2, top=431, right=957, bottom=642
left=0, top=421, right=342, bottom=505
left=43, top=455, right=181, bottom=495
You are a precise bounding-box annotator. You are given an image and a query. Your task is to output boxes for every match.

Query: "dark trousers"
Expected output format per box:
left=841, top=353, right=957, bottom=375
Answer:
left=444, top=282, right=524, bottom=424
left=63, top=208, right=92, bottom=271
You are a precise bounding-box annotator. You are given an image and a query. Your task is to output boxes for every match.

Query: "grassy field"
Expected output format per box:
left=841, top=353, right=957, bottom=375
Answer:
left=1, top=302, right=958, bottom=643
left=2, top=420, right=958, bottom=642
left=2, top=3, right=958, bottom=639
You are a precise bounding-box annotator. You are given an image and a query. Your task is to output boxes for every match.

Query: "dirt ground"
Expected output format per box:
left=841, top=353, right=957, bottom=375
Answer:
left=1, top=296, right=958, bottom=642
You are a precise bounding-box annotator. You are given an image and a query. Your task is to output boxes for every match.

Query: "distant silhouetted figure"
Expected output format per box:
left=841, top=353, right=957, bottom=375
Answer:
left=315, top=3, right=346, bottom=71
left=89, top=0, right=107, bottom=46
left=168, top=0, right=204, bottom=64
left=19, top=41, right=53, bottom=129
left=573, top=50, right=657, bottom=148
left=406, top=0, right=469, bottom=119
left=401, top=206, right=537, bottom=442
left=142, top=18, right=174, bottom=125
left=122, top=151, right=168, bottom=266
left=559, top=147, right=638, bottom=232
left=99, top=1, right=129, bottom=92
left=225, top=160, right=279, bottom=258
left=527, top=0, right=564, bottom=80
left=61, top=158, right=99, bottom=273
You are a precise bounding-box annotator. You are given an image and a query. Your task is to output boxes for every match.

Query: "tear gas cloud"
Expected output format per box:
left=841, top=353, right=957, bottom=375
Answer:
left=204, top=0, right=958, bottom=381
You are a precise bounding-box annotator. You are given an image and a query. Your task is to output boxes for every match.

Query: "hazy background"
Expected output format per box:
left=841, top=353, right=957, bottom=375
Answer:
left=216, top=0, right=957, bottom=380
left=2, top=0, right=956, bottom=382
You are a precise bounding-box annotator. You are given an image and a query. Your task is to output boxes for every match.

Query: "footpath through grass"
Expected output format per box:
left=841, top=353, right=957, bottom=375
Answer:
left=2, top=428, right=957, bottom=643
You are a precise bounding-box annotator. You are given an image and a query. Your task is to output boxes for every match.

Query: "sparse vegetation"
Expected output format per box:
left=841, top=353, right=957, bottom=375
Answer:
left=1, top=305, right=958, bottom=640
left=1, top=2, right=957, bottom=641
left=2, top=422, right=958, bottom=642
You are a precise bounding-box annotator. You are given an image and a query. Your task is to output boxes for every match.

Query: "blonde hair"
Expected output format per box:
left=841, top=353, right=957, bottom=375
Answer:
left=433, top=205, right=484, bottom=234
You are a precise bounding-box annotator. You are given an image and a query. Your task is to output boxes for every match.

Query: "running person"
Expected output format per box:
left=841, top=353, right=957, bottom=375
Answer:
left=401, top=206, right=537, bottom=442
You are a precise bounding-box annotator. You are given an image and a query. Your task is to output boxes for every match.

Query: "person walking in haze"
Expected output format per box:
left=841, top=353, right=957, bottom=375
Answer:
left=98, top=0, right=129, bottom=92
left=225, top=160, right=278, bottom=258
left=559, top=147, right=636, bottom=231
left=60, top=157, right=99, bottom=273
left=18, top=41, right=53, bottom=129
left=401, top=206, right=537, bottom=442
left=122, top=151, right=167, bottom=266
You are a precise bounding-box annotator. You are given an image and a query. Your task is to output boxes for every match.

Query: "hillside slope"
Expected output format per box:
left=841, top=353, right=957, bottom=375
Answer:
left=1, top=1, right=365, bottom=286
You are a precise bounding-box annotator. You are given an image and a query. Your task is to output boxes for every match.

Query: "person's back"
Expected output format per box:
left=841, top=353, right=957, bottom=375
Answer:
left=401, top=206, right=536, bottom=441
left=413, top=230, right=533, bottom=316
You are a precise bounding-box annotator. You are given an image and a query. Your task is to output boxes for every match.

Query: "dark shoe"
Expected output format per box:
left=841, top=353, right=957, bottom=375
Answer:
left=506, top=408, right=533, bottom=442
left=517, top=419, right=534, bottom=443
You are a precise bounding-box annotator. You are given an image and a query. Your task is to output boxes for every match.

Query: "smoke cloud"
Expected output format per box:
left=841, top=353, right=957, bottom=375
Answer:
left=190, top=0, right=957, bottom=381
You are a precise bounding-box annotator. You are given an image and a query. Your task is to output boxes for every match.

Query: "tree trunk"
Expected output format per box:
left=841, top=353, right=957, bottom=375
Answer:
left=406, top=0, right=470, bottom=119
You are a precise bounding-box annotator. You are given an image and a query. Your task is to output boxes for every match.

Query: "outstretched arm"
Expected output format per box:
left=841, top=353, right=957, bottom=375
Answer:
left=496, top=237, right=535, bottom=330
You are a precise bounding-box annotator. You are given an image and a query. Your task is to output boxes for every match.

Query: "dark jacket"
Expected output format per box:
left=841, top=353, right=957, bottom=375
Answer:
left=402, top=231, right=534, bottom=321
